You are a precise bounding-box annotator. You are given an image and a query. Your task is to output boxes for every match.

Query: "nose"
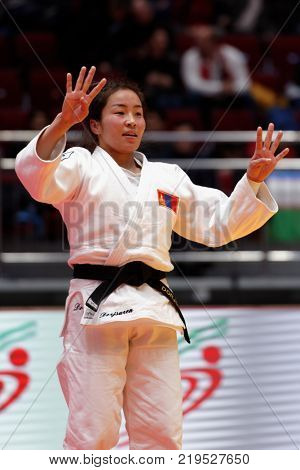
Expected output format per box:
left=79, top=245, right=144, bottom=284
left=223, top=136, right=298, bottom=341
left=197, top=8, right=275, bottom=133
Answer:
left=125, top=114, right=136, bottom=127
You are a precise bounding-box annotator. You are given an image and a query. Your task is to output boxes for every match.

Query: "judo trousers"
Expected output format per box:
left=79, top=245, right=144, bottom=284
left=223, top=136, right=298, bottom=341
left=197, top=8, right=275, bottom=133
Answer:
left=57, top=293, right=183, bottom=450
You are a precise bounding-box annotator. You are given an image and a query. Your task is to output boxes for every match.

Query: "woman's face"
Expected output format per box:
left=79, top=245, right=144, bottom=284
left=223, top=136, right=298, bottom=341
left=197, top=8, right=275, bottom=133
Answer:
left=94, top=88, right=146, bottom=159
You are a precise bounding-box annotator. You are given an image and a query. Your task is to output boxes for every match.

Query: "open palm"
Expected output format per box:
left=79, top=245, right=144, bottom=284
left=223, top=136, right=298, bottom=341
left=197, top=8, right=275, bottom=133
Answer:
left=61, top=66, right=106, bottom=127
left=247, top=123, right=289, bottom=183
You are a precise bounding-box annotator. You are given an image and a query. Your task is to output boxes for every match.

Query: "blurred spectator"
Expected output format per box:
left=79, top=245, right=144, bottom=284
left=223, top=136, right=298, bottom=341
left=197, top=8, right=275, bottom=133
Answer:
left=1, top=0, right=61, bottom=33
left=214, top=0, right=263, bottom=33
left=14, top=201, right=45, bottom=241
left=149, top=0, right=172, bottom=21
left=171, top=123, right=197, bottom=159
left=285, top=63, right=300, bottom=109
left=266, top=106, right=299, bottom=131
left=257, top=0, right=300, bottom=35
left=180, top=25, right=252, bottom=128
left=110, top=0, right=159, bottom=60
left=130, top=0, right=158, bottom=43
left=141, top=108, right=172, bottom=159
left=29, top=109, right=49, bottom=130
left=181, top=25, right=250, bottom=99
left=108, top=0, right=130, bottom=35
left=95, top=61, right=123, bottom=82
left=171, top=122, right=215, bottom=187
left=126, top=27, right=182, bottom=109
left=215, top=143, right=247, bottom=195
left=58, top=1, right=110, bottom=67
left=146, top=109, right=166, bottom=131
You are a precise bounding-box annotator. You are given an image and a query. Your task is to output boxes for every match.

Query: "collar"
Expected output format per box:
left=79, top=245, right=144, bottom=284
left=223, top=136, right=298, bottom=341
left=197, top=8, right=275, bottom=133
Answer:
left=92, top=146, right=147, bottom=169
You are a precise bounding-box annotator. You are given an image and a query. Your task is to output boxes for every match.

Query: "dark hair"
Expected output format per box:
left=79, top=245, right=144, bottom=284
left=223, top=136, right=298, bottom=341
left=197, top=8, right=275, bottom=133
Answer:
left=81, top=79, right=146, bottom=152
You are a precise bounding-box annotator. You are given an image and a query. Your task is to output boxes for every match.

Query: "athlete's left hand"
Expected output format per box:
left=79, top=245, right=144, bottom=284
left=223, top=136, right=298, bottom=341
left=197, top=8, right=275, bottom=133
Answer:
left=247, top=123, right=289, bottom=183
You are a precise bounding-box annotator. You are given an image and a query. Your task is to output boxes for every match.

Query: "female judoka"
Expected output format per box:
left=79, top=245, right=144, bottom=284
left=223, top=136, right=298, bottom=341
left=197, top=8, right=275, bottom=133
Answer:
left=15, top=66, right=289, bottom=450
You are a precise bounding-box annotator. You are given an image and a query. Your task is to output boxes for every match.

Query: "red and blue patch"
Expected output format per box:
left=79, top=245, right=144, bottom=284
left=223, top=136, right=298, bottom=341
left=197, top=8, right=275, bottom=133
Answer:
left=157, top=189, right=179, bottom=214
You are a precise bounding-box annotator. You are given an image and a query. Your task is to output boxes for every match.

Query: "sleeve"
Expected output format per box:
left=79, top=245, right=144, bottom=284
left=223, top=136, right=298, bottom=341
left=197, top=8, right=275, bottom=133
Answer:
left=173, top=166, right=278, bottom=247
left=221, top=46, right=250, bottom=93
left=181, top=49, right=223, bottom=96
left=247, top=179, right=261, bottom=195
left=15, top=127, right=86, bottom=204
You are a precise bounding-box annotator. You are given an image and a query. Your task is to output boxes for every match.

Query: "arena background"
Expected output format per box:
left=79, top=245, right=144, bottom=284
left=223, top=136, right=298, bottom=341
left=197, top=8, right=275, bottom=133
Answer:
left=0, top=0, right=300, bottom=450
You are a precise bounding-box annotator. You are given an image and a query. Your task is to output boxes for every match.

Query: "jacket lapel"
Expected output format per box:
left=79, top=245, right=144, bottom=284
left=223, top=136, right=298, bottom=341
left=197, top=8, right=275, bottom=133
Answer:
left=92, top=147, right=153, bottom=265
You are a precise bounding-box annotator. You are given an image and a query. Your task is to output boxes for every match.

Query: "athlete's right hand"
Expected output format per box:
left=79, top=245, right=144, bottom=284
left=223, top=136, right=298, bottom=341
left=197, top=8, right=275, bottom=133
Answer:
left=60, top=66, right=107, bottom=128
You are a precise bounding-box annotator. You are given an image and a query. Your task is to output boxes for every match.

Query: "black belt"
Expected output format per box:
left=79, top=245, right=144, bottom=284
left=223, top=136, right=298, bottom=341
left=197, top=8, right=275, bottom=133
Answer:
left=73, top=261, right=190, bottom=344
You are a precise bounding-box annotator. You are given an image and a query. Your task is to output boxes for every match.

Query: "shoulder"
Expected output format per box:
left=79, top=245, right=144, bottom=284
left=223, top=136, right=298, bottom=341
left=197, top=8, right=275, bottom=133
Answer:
left=61, top=146, right=91, bottom=161
left=149, top=161, right=188, bottom=179
left=220, top=44, right=246, bottom=61
left=182, top=47, right=198, bottom=61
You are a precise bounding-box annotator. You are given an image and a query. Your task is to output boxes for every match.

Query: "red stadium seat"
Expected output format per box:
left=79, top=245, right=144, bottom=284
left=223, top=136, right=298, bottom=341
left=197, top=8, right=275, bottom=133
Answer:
left=0, top=69, right=23, bottom=106
left=222, top=34, right=261, bottom=70
left=15, top=32, right=58, bottom=66
left=28, top=67, right=67, bottom=110
left=164, top=108, right=203, bottom=130
left=175, top=31, right=194, bottom=54
left=171, top=0, right=213, bottom=25
left=185, top=1, right=213, bottom=25
left=212, top=109, right=255, bottom=130
left=0, top=108, right=29, bottom=130
left=0, top=34, right=14, bottom=66
left=252, top=72, right=284, bottom=93
left=270, top=35, right=300, bottom=81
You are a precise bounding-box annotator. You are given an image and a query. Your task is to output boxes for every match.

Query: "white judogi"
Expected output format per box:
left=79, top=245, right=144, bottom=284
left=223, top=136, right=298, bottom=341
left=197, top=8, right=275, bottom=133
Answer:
left=15, top=128, right=277, bottom=449
left=15, top=128, right=277, bottom=330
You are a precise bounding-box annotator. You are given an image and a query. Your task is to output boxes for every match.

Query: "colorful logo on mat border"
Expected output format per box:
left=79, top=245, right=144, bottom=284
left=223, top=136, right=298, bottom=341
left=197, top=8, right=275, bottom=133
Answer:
left=0, top=322, right=36, bottom=411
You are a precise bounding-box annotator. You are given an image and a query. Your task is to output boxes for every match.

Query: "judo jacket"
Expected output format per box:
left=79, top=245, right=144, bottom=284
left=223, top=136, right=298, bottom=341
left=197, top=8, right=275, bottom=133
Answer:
left=15, top=129, right=278, bottom=331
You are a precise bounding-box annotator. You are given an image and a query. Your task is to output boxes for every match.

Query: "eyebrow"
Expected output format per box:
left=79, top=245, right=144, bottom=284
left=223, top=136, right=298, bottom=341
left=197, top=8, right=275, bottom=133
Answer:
left=111, top=103, right=143, bottom=108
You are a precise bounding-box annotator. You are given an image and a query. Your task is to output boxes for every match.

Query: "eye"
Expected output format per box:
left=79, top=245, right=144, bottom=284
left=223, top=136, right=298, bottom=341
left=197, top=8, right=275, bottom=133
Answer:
left=136, top=112, right=143, bottom=117
left=115, top=111, right=124, bottom=115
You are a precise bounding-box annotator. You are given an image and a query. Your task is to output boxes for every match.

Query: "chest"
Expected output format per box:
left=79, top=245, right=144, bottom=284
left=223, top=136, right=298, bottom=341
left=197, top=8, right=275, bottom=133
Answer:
left=77, top=159, right=181, bottom=229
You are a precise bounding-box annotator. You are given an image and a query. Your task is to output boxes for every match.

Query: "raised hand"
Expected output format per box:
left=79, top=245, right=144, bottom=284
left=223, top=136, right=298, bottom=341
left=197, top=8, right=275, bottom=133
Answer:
left=247, top=123, right=289, bottom=183
left=61, top=66, right=107, bottom=128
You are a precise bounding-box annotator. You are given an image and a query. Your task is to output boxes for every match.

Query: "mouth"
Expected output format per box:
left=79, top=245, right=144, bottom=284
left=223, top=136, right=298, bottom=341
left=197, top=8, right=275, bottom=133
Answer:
left=122, top=132, right=138, bottom=138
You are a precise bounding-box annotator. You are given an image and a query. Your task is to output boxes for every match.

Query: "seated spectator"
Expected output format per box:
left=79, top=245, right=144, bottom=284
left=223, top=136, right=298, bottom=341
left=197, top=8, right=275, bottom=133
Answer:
left=110, top=0, right=159, bottom=60
left=126, top=27, right=183, bottom=109
left=213, top=0, right=263, bottom=33
left=29, top=109, right=49, bottom=130
left=285, top=63, right=300, bottom=109
left=141, top=108, right=172, bottom=159
left=171, top=122, right=215, bottom=187
left=180, top=25, right=252, bottom=127
left=14, top=201, right=45, bottom=241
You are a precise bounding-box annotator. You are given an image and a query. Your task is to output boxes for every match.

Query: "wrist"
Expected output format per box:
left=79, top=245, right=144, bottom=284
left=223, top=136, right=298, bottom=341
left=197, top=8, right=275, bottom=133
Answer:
left=53, top=113, right=72, bottom=134
left=247, top=172, right=264, bottom=184
left=246, top=175, right=262, bottom=196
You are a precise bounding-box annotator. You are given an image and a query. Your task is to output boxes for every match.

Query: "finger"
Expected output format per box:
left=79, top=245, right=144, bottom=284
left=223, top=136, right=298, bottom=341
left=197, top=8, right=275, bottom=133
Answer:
left=74, top=66, right=87, bottom=91
left=80, top=96, right=89, bottom=106
left=275, top=147, right=289, bottom=162
left=264, top=122, right=274, bottom=150
left=87, top=78, right=107, bottom=102
left=66, top=73, right=72, bottom=93
left=82, top=65, right=96, bottom=93
left=255, top=126, right=263, bottom=153
left=270, top=130, right=283, bottom=154
left=79, top=96, right=89, bottom=114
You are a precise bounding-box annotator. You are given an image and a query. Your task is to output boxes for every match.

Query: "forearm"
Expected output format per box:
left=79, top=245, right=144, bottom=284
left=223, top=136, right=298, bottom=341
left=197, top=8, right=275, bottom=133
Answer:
left=36, top=113, right=71, bottom=161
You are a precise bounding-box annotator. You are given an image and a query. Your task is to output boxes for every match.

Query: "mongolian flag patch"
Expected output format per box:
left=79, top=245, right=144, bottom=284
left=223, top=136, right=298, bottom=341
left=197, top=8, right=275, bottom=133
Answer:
left=157, top=189, right=179, bottom=214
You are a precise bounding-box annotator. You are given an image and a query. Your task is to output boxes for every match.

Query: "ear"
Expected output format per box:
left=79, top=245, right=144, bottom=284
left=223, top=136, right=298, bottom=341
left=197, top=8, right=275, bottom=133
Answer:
left=90, top=119, right=102, bottom=136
